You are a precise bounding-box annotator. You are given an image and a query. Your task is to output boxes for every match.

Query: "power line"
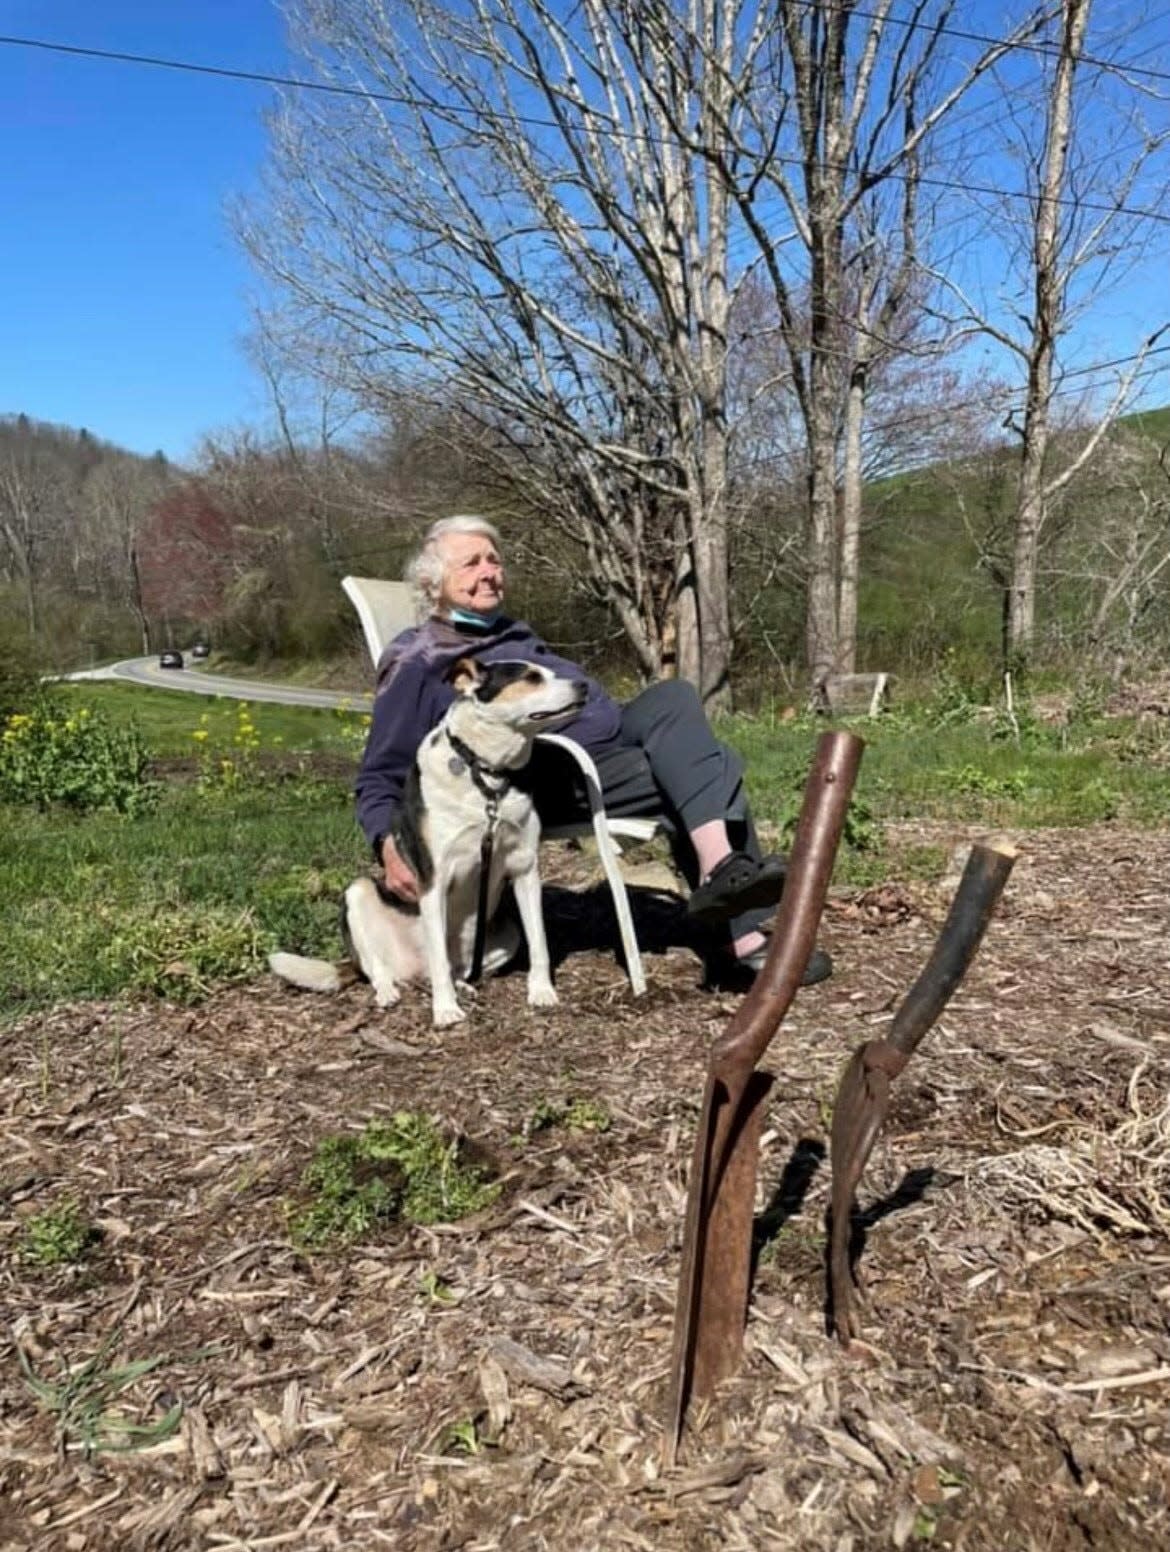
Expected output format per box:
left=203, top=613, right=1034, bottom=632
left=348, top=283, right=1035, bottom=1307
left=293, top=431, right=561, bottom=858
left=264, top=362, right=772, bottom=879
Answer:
left=731, top=343, right=1170, bottom=471
left=3, top=29, right=1169, bottom=233
left=4, top=29, right=1160, bottom=229
left=833, top=1, right=1170, bottom=88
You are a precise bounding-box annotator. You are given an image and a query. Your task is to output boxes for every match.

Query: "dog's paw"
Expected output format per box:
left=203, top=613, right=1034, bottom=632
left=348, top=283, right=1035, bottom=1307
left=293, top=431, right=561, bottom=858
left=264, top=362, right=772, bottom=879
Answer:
left=373, top=981, right=401, bottom=1008
left=432, top=1002, right=466, bottom=1029
left=527, top=981, right=559, bottom=1009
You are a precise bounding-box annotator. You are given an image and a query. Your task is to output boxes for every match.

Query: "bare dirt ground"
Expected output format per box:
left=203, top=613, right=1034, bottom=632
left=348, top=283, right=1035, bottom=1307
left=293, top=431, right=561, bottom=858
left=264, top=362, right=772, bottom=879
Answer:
left=3, top=821, right=1170, bottom=1551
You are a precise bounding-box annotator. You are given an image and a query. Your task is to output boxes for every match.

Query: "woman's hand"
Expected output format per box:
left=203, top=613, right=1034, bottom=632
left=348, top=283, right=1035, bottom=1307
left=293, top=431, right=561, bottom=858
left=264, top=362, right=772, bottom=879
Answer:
left=380, top=833, right=419, bottom=902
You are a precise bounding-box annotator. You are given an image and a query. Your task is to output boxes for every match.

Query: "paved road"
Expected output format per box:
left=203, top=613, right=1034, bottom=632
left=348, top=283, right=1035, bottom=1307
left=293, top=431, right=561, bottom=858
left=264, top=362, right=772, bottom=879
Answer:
left=66, top=657, right=372, bottom=711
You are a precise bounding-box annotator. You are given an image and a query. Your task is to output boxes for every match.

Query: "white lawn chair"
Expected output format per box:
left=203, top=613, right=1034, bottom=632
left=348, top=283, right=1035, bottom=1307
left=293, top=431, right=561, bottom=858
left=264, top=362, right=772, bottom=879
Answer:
left=341, top=575, right=663, bottom=996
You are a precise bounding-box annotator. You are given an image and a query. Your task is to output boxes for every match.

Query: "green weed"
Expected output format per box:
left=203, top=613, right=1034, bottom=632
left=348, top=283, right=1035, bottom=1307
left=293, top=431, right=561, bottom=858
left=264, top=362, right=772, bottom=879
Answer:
left=289, top=1114, right=501, bottom=1250
left=419, top=1268, right=457, bottom=1305
left=936, top=764, right=1032, bottom=800
left=439, top=1417, right=483, bottom=1455
left=525, top=1095, right=612, bottom=1137
left=565, top=1098, right=612, bottom=1133
left=776, top=776, right=881, bottom=856
left=756, top=1219, right=826, bottom=1268
left=912, top=1507, right=939, bottom=1542
left=99, top=904, right=271, bottom=1003
left=17, top=1328, right=216, bottom=1455
left=20, top=1199, right=98, bottom=1267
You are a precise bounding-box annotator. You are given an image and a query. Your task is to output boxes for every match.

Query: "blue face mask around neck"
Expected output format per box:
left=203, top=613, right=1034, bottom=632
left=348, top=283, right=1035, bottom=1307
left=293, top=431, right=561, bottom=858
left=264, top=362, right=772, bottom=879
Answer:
left=448, top=606, right=501, bottom=630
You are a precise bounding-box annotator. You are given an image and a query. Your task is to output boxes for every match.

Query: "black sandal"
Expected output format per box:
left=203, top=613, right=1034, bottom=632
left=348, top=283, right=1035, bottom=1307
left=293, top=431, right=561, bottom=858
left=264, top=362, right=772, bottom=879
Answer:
left=686, top=850, right=788, bottom=927
left=703, top=942, right=833, bottom=991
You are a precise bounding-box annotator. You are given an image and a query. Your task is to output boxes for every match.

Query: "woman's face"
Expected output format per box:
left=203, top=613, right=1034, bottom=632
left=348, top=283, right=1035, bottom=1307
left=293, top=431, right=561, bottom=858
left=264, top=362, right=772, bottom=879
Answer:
left=436, top=531, right=505, bottom=616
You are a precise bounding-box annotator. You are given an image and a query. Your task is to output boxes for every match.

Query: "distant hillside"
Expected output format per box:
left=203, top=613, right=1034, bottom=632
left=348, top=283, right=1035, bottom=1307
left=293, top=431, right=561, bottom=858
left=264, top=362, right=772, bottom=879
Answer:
left=0, top=413, right=176, bottom=664
left=0, top=412, right=170, bottom=473
left=855, top=402, right=1170, bottom=676
left=1118, top=403, right=1170, bottom=444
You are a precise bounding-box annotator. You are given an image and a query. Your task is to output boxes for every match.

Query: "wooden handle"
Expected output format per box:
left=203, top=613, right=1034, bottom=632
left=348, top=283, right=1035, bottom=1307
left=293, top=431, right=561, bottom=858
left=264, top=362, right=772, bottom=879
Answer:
left=886, top=839, right=1017, bottom=1057
left=711, top=730, right=864, bottom=1081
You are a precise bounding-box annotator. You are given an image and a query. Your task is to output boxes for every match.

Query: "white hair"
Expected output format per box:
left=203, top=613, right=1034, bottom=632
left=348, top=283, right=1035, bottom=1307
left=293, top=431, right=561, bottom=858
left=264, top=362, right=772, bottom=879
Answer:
left=405, top=514, right=502, bottom=609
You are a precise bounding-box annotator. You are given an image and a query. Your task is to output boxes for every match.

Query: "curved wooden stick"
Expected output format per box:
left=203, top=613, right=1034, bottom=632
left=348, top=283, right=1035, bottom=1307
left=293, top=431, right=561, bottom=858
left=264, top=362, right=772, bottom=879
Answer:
left=667, top=730, right=864, bottom=1458
left=829, top=839, right=1017, bottom=1344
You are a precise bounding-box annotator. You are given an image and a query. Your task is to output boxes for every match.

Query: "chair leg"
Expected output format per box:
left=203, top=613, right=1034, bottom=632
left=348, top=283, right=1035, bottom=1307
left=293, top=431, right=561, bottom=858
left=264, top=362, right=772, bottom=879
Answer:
left=590, top=812, right=647, bottom=997
left=536, top=733, right=647, bottom=996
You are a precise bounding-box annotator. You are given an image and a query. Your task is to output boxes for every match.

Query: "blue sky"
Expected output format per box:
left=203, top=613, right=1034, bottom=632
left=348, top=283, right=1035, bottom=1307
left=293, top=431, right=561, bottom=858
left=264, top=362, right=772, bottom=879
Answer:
left=1, top=1, right=289, bottom=463
left=1, top=2, right=1167, bottom=466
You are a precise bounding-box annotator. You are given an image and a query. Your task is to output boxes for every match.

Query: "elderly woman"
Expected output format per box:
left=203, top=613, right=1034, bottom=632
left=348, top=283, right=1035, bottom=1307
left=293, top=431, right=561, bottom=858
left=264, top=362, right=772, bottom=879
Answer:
left=355, top=515, right=830, bottom=988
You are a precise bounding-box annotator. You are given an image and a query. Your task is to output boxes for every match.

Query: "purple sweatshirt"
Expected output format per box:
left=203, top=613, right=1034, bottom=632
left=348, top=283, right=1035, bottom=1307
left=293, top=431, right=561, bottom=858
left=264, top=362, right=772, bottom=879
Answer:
left=354, top=614, right=622, bottom=851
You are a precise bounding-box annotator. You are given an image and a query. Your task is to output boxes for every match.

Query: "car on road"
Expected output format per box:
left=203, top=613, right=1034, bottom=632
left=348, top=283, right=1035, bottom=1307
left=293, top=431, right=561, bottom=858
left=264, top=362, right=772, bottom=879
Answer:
left=159, top=650, right=184, bottom=670
left=191, top=642, right=210, bottom=660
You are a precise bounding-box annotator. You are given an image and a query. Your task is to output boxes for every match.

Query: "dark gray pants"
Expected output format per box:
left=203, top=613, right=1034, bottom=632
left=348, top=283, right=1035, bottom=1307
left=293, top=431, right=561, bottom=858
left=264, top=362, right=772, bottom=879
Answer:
left=522, top=679, right=770, bottom=942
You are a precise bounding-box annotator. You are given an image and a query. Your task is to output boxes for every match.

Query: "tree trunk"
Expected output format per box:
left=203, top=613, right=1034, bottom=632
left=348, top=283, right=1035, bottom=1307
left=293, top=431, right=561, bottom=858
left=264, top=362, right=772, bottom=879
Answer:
left=694, top=507, right=731, bottom=711
left=1009, top=420, right=1047, bottom=663
left=129, top=544, right=152, bottom=655
left=674, top=513, right=702, bottom=688
left=805, top=377, right=841, bottom=690
left=1007, top=0, right=1089, bottom=667
left=838, top=365, right=866, bottom=675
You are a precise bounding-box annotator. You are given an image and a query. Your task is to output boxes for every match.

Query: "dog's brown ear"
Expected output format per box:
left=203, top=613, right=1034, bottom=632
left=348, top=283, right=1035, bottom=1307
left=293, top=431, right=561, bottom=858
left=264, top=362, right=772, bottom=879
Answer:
left=447, top=656, right=484, bottom=695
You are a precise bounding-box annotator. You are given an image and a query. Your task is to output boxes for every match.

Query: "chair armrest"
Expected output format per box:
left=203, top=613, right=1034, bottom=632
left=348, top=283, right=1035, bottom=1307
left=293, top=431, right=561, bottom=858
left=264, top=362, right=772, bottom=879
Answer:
left=534, top=734, right=665, bottom=832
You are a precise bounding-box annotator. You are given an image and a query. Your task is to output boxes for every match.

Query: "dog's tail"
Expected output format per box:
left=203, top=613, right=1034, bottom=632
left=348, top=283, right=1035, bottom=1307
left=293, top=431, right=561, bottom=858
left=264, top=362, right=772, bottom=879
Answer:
left=268, top=952, right=361, bottom=994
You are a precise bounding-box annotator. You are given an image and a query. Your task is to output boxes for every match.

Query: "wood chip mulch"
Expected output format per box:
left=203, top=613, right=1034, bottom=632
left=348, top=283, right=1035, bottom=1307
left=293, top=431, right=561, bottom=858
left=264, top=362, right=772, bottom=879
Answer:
left=3, top=822, right=1170, bottom=1550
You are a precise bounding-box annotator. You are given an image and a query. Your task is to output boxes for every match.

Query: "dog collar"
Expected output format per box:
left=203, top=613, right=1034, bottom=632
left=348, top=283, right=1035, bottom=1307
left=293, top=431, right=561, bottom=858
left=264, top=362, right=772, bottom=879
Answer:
left=446, top=731, right=511, bottom=803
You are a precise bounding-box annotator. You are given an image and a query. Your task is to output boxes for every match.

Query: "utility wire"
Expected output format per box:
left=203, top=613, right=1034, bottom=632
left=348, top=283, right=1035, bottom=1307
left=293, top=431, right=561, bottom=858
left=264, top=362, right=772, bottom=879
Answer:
left=3, top=30, right=1169, bottom=229
left=733, top=350, right=1170, bottom=470
left=824, top=1, right=1170, bottom=87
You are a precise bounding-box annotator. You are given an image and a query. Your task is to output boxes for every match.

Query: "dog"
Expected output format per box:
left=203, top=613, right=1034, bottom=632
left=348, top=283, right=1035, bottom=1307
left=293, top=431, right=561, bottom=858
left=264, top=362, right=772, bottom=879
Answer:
left=269, top=656, right=587, bottom=1028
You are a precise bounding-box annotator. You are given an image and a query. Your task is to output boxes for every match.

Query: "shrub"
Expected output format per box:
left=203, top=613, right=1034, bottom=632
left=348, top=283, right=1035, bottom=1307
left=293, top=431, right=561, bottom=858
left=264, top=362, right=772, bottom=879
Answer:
left=0, top=704, right=158, bottom=816
left=0, top=623, right=41, bottom=724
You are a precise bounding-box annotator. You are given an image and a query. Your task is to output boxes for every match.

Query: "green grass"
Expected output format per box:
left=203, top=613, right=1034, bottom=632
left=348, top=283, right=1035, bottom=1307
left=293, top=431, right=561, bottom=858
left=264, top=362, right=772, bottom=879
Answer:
left=18, top=1327, right=215, bottom=1455
left=60, top=682, right=368, bottom=759
left=3, top=683, right=1168, bottom=1018
left=723, top=708, right=1170, bottom=831
left=0, top=781, right=364, bottom=1016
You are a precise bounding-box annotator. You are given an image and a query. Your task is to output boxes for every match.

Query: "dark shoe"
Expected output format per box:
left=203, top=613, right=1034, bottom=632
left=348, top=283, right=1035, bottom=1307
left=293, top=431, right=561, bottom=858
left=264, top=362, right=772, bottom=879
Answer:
left=703, top=942, right=833, bottom=992
left=686, top=851, right=788, bottom=928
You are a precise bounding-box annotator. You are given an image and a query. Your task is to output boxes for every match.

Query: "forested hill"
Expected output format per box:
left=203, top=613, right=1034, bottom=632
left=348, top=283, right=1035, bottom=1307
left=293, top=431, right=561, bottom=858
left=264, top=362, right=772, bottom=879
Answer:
left=848, top=401, right=1170, bottom=679
left=3, top=401, right=1169, bottom=685
left=0, top=413, right=173, bottom=661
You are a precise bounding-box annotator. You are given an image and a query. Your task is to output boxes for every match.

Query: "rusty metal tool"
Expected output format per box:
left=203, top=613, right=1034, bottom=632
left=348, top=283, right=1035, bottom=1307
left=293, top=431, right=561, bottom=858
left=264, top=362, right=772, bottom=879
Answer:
left=665, top=730, right=864, bottom=1461
left=828, top=838, right=1017, bottom=1345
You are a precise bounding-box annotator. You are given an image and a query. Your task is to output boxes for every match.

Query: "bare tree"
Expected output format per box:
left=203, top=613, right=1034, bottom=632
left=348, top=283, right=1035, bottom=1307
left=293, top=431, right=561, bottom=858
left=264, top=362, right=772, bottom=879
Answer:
left=1061, top=427, right=1170, bottom=677
left=243, top=0, right=789, bottom=706
left=836, top=139, right=935, bottom=676
left=0, top=418, right=70, bottom=640
left=707, top=0, right=1052, bottom=692
left=933, top=0, right=1169, bottom=667
left=81, top=453, right=173, bottom=654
